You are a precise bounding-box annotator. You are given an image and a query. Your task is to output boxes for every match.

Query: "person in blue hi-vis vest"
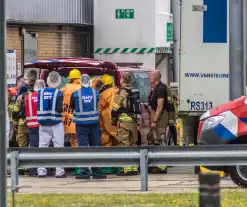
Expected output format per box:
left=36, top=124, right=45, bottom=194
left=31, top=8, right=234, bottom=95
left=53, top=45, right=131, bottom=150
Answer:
left=70, top=74, right=106, bottom=180
left=37, top=71, right=66, bottom=178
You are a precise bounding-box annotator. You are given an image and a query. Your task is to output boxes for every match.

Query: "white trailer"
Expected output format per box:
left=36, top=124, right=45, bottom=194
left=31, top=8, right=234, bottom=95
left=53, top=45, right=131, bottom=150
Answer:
left=178, top=0, right=229, bottom=144
left=94, top=0, right=173, bottom=84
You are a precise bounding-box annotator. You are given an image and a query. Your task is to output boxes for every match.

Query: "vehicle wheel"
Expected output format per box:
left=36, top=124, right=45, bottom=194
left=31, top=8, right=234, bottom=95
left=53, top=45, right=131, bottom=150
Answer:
left=228, top=166, right=247, bottom=188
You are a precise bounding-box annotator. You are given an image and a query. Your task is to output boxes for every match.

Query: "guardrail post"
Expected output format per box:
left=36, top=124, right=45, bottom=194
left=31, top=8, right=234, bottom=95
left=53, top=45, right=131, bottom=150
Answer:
left=10, top=151, right=19, bottom=193
left=140, top=149, right=148, bottom=192
left=199, top=173, right=220, bottom=207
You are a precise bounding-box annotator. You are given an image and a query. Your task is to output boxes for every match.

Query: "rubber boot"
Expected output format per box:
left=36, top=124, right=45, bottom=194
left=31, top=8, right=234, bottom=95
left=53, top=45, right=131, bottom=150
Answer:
left=149, top=166, right=168, bottom=174
left=130, top=167, right=139, bottom=175
left=158, top=166, right=168, bottom=174
left=112, top=167, right=122, bottom=174
left=72, top=168, right=81, bottom=176
left=91, top=168, right=107, bottom=179
left=117, top=167, right=125, bottom=176
left=102, top=167, right=113, bottom=174
left=75, top=169, right=91, bottom=179
left=117, top=167, right=138, bottom=176
left=18, top=168, right=25, bottom=175
left=92, top=173, right=107, bottom=179
left=102, top=167, right=121, bottom=174
left=75, top=173, right=90, bottom=179
left=47, top=168, right=55, bottom=176
left=28, top=168, right=37, bottom=177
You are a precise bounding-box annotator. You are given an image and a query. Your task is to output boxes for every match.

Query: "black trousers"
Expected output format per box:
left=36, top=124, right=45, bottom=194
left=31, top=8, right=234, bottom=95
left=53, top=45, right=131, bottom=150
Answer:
left=169, top=125, right=177, bottom=145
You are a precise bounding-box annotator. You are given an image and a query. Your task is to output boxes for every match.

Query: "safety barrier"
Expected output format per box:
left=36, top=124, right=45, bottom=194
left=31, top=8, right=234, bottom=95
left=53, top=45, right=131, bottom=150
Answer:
left=7, top=145, right=247, bottom=193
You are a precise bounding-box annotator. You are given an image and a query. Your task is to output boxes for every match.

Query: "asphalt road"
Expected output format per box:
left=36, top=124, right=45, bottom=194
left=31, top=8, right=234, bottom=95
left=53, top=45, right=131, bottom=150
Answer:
left=7, top=167, right=239, bottom=194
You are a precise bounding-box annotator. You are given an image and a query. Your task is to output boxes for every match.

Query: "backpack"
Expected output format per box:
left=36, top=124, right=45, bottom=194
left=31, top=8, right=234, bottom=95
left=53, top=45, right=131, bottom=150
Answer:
left=165, top=84, right=175, bottom=113
left=121, top=88, right=141, bottom=115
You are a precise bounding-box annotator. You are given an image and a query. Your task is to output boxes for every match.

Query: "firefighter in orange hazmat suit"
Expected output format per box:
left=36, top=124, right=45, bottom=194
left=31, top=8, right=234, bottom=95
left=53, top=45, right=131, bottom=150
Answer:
left=61, top=69, right=81, bottom=175
left=99, top=74, right=119, bottom=147
left=92, top=75, right=121, bottom=174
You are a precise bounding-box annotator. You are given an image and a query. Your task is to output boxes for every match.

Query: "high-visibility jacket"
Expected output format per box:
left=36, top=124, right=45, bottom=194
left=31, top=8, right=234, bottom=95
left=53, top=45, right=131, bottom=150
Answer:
left=8, top=87, right=17, bottom=104
left=37, top=88, right=63, bottom=124
left=7, top=87, right=17, bottom=122
left=72, top=87, right=99, bottom=125
left=25, top=92, right=39, bottom=128
left=111, top=84, right=134, bottom=123
left=61, top=80, right=81, bottom=134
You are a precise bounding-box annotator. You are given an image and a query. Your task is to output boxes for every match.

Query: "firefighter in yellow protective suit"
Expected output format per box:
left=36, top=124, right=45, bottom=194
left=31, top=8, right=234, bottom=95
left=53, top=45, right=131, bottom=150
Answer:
left=12, top=71, right=37, bottom=148
left=8, top=76, right=25, bottom=147
left=61, top=69, right=81, bottom=175
left=8, top=78, right=20, bottom=147
left=98, top=74, right=121, bottom=174
left=111, top=72, right=139, bottom=176
left=12, top=92, right=30, bottom=175
left=12, top=71, right=37, bottom=175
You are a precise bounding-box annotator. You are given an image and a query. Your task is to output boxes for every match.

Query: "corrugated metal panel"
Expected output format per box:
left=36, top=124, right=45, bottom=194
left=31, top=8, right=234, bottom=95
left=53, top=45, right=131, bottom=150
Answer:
left=6, top=0, right=93, bottom=25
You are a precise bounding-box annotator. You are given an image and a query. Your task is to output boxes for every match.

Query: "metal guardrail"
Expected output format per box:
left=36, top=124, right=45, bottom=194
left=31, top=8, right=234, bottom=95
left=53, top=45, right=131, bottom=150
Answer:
left=7, top=145, right=247, bottom=193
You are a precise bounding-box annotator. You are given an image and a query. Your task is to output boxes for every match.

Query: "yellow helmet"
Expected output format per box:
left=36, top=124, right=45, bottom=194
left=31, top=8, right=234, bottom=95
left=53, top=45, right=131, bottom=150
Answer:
left=69, top=69, right=81, bottom=80
left=102, top=74, right=113, bottom=85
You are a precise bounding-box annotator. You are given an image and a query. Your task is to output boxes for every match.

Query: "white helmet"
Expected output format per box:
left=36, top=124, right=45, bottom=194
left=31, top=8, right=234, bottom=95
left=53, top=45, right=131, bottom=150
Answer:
left=34, top=79, right=46, bottom=91
left=47, top=71, right=61, bottom=88
left=80, top=74, right=91, bottom=88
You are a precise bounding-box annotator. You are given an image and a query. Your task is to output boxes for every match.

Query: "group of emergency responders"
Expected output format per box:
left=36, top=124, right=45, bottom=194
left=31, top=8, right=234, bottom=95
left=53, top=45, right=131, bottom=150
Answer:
left=7, top=68, right=178, bottom=179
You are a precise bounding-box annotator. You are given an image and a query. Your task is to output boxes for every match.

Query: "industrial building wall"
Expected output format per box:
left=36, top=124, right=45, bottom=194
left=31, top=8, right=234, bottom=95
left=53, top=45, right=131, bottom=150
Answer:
left=6, top=0, right=93, bottom=25
left=6, top=25, right=92, bottom=67
left=7, top=27, right=22, bottom=64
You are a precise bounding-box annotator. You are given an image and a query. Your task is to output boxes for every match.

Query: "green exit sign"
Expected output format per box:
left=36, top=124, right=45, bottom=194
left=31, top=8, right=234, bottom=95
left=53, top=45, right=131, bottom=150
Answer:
left=115, top=9, right=134, bottom=19
left=166, top=22, right=173, bottom=42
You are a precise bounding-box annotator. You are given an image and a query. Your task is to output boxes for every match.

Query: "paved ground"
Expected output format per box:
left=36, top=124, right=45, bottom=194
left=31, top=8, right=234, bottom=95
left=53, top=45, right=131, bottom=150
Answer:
left=7, top=167, right=239, bottom=194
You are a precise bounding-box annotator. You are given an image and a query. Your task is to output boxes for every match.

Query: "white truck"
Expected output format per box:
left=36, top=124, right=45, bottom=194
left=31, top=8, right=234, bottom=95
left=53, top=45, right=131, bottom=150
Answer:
left=93, top=0, right=230, bottom=145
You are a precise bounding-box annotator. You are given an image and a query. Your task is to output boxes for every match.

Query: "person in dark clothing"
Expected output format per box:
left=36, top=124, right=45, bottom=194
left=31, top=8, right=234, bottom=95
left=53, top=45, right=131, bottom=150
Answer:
left=147, top=70, right=168, bottom=145
left=147, top=70, right=169, bottom=174
left=15, top=70, right=37, bottom=103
